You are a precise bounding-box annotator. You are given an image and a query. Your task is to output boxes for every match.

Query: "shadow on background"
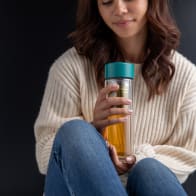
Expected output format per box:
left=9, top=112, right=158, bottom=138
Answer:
left=0, top=0, right=195, bottom=195
left=0, top=0, right=75, bottom=195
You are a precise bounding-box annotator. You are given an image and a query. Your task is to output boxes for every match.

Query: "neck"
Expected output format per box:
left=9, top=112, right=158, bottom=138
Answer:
left=117, top=28, right=147, bottom=64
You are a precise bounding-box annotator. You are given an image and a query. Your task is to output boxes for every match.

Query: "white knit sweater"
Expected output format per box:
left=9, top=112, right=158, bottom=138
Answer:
left=34, top=47, right=196, bottom=183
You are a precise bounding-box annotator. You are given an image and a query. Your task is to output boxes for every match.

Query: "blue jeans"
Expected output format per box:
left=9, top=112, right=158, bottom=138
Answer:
left=44, top=120, right=187, bottom=196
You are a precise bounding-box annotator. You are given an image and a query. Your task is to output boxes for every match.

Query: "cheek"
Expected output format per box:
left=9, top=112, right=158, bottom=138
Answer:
left=97, top=4, right=112, bottom=25
left=99, top=12, right=110, bottom=25
left=137, top=6, right=148, bottom=21
left=140, top=2, right=148, bottom=16
left=97, top=5, right=107, bottom=18
left=136, top=1, right=148, bottom=15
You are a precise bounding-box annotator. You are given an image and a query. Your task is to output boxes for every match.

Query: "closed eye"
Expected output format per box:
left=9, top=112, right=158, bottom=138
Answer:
left=102, top=0, right=133, bottom=6
left=102, top=0, right=113, bottom=5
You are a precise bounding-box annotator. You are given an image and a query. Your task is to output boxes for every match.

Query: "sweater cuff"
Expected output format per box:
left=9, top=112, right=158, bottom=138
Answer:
left=134, top=144, right=156, bottom=163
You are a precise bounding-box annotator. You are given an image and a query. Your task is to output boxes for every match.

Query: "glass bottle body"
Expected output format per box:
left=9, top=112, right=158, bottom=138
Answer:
left=103, top=78, right=133, bottom=158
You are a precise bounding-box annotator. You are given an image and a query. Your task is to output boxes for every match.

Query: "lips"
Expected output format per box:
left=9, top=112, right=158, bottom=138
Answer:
left=113, top=19, right=135, bottom=26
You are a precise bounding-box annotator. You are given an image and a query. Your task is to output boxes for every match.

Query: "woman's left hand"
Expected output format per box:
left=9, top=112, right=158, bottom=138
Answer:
left=107, top=142, right=136, bottom=175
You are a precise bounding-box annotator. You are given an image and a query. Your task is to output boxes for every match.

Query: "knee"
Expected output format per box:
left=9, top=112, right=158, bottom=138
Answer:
left=127, top=159, right=187, bottom=196
left=55, top=120, right=94, bottom=141
left=127, top=157, right=179, bottom=187
left=135, top=158, right=164, bottom=172
left=130, top=158, right=170, bottom=178
left=54, top=119, right=104, bottom=148
left=51, top=120, right=107, bottom=163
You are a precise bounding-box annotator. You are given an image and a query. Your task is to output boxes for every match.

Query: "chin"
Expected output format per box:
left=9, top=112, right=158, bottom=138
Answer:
left=115, top=33, right=137, bottom=39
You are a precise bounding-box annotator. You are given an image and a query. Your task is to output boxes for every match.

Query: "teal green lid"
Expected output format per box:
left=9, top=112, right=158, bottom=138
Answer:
left=105, top=62, right=135, bottom=79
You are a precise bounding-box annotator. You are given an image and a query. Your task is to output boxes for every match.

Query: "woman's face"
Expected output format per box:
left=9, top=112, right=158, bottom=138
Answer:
left=97, top=0, right=148, bottom=39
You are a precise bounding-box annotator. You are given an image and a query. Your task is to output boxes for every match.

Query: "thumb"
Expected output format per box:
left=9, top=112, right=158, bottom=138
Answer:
left=125, top=155, right=136, bottom=164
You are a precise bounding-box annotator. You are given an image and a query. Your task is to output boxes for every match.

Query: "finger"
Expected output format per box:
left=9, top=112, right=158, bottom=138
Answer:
left=94, top=107, right=132, bottom=129
left=97, top=84, right=119, bottom=102
left=102, top=107, right=132, bottom=119
left=102, top=97, right=132, bottom=110
left=96, top=116, right=129, bottom=131
left=120, top=162, right=134, bottom=173
left=108, top=144, right=120, bottom=165
left=118, top=159, right=135, bottom=173
left=108, top=145, right=135, bottom=175
left=95, top=107, right=131, bottom=122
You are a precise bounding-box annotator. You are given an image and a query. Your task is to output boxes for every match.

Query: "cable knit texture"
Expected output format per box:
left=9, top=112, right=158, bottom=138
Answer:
left=34, top=47, right=196, bottom=184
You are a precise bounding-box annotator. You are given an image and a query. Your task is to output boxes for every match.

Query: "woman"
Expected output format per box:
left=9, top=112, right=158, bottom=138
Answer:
left=34, top=0, right=196, bottom=195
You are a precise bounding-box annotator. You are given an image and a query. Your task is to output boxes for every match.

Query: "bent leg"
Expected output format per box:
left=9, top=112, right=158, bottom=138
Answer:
left=44, top=120, right=127, bottom=196
left=126, top=158, right=187, bottom=196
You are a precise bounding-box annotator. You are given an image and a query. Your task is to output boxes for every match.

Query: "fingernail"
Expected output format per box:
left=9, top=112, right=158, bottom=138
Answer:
left=126, top=157, right=133, bottom=163
left=126, top=99, right=132, bottom=104
left=111, top=84, right=119, bottom=89
left=128, top=109, right=133, bottom=114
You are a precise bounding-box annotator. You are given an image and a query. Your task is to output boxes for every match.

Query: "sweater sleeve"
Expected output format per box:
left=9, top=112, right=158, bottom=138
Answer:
left=34, top=58, right=83, bottom=174
left=134, top=70, right=196, bottom=184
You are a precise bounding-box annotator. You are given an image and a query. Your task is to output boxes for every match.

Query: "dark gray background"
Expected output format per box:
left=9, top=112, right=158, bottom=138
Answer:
left=0, top=0, right=195, bottom=195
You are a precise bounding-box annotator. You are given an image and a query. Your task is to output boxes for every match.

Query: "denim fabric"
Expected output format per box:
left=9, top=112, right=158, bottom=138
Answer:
left=126, top=158, right=187, bottom=196
left=44, top=120, right=187, bottom=196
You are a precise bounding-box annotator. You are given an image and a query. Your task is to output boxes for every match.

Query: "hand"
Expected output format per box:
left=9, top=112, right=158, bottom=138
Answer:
left=108, top=142, right=136, bottom=175
left=92, top=84, right=132, bottom=132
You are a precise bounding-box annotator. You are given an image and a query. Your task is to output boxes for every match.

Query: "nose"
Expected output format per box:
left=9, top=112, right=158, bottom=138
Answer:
left=113, top=0, right=128, bottom=16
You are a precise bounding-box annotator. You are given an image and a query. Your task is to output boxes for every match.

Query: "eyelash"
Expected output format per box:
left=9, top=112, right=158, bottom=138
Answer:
left=102, top=0, right=132, bottom=6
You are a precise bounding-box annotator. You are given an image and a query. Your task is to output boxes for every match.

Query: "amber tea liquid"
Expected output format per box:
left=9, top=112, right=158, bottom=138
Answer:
left=103, top=114, right=131, bottom=157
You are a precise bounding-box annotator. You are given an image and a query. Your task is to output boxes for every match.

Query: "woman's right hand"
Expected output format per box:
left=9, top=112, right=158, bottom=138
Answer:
left=92, top=84, right=132, bottom=132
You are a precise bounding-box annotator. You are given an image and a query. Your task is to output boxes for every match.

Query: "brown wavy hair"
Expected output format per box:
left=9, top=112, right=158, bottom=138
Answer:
left=69, top=0, right=180, bottom=99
